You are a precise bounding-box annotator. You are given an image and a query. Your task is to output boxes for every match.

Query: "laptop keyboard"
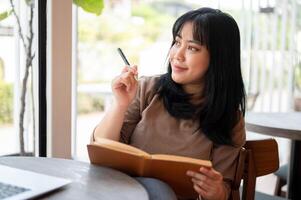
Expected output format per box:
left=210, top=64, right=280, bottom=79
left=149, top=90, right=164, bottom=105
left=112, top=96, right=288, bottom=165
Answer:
left=0, top=181, right=30, bottom=199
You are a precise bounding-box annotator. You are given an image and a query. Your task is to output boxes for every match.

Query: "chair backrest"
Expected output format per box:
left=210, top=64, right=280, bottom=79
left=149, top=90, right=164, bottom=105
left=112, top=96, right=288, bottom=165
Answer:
left=231, top=138, right=279, bottom=200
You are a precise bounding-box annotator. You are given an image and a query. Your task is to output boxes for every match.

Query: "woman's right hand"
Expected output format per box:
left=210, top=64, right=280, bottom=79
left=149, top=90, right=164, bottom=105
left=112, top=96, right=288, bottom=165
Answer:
left=112, top=65, right=138, bottom=109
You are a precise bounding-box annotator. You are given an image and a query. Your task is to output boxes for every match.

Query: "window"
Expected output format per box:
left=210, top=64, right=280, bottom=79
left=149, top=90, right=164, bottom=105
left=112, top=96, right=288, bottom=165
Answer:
left=0, top=0, right=39, bottom=156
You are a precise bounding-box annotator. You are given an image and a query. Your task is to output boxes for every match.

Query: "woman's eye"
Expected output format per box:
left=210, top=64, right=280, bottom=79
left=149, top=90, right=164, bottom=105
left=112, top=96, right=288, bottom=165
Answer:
left=174, top=40, right=181, bottom=46
left=188, top=46, right=199, bottom=52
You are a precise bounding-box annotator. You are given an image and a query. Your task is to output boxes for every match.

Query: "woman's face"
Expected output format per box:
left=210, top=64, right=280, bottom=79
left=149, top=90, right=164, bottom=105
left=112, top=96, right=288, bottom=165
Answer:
left=169, top=22, right=210, bottom=93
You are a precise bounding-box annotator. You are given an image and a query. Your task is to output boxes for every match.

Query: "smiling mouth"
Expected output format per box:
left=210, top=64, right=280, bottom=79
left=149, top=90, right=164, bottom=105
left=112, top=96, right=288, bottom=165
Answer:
left=172, top=64, right=188, bottom=72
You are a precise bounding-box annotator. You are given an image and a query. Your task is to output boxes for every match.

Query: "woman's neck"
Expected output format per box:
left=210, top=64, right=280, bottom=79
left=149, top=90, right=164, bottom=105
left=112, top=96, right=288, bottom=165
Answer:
left=182, top=83, right=205, bottom=105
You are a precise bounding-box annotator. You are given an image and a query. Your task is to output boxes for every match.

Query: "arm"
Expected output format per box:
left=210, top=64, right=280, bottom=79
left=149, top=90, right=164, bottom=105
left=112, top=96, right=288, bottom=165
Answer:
left=93, top=102, right=128, bottom=141
left=187, top=116, right=246, bottom=200
left=93, top=66, right=138, bottom=142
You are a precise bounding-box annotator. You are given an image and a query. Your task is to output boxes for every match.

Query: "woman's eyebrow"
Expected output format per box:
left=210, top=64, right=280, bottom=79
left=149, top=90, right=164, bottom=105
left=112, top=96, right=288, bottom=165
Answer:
left=175, top=35, right=201, bottom=45
left=187, top=40, right=202, bottom=45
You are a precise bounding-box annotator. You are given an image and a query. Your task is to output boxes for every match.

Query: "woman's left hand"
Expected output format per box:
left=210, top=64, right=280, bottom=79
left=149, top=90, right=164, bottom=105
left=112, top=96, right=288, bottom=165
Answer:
left=186, top=167, right=227, bottom=200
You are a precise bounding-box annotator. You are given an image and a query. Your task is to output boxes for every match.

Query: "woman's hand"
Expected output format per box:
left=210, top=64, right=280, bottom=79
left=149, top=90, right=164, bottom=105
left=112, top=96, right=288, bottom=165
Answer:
left=112, top=65, right=138, bottom=109
left=186, top=167, right=227, bottom=200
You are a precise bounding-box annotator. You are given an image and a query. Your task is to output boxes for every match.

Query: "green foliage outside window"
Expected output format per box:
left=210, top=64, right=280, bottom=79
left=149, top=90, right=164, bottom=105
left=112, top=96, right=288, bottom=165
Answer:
left=0, top=81, right=13, bottom=124
left=76, top=2, right=175, bottom=82
left=78, top=3, right=174, bottom=44
left=0, top=58, right=13, bottom=124
left=77, top=93, right=104, bottom=114
left=295, top=62, right=301, bottom=92
left=73, top=0, right=104, bottom=15
left=132, top=3, right=174, bottom=42
left=0, top=58, right=4, bottom=80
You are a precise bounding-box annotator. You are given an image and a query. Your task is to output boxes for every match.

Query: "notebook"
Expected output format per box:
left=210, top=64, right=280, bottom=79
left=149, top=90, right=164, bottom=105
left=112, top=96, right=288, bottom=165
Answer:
left=0, top=164, right=71, bottom=200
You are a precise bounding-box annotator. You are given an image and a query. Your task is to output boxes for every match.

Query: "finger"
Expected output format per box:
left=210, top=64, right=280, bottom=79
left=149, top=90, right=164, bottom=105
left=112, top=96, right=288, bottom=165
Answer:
left=191, top=177, right=211, bottom=192
left=128, top=68, right=138, bottom=78
left=122, top=65, right=137, bottom=74
left=187, top=170, right=207, bottom=182
left=188, top=170, right=223, bottom=192
left=120, top=76, right=132, bottom=92
left=126, top=73, right=137, bottom=92
left=131, top=65, right=138, bottom=75
left=199, top=167, right=223, bottom=181
left=113, top=73, right=131, bottom=91
left=121, top=65, right=130, bottom=73
left=112, top=76, right=126, bottom=90
left=125, top=69, right=137, bottom=84
left=193, top=184, right=208, bottom=198
left=119, top=72, right=137, bottom=92
left=129, top=65, right=138, bottom=79
left=112, top=76, right=122, bottom=88
left=126, top=76, right=135, bottom=92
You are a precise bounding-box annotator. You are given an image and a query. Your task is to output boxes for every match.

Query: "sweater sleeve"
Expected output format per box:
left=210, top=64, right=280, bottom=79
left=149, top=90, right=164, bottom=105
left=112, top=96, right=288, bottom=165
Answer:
left=119, top=76, right=158, bottom=144
left=211, top=116, right=246, bottom=199
left=119, top=86, right=141, bottom=144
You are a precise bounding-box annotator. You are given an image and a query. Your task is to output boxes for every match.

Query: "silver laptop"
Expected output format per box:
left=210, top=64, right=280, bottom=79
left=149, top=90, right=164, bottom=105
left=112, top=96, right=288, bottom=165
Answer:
left=0, top=164, right=71, bottom=200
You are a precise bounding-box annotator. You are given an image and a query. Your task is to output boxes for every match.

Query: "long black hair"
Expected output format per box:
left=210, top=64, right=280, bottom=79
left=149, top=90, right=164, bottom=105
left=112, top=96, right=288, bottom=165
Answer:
left=156, top=7, right=246, bottom=146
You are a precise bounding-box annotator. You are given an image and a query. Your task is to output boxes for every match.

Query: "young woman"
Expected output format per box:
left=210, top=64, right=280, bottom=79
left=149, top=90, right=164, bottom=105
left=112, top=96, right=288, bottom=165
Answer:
left=92, top=7, right=246, bottom=200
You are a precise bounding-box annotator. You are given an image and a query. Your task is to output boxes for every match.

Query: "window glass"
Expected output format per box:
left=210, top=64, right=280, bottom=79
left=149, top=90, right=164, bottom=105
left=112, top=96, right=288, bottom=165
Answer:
left=0, top=0, right=37, bottom=156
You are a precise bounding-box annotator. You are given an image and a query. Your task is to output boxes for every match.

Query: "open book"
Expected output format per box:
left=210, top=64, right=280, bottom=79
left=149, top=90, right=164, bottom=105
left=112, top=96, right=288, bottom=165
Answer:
left=87, top=138, right=212, bottom=199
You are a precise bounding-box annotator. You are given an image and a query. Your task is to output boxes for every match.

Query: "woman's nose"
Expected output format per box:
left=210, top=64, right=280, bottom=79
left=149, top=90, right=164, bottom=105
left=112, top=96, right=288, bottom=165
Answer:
left=173, top=47, right=185, bottom=61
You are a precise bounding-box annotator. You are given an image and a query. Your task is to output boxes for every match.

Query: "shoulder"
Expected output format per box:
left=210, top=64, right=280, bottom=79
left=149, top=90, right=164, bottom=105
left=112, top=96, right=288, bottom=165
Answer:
left=135, top=75, right=162, bottom=107
left=138, top=75, right=161, bottom=90
left=138, top=75, right=161, bottom=96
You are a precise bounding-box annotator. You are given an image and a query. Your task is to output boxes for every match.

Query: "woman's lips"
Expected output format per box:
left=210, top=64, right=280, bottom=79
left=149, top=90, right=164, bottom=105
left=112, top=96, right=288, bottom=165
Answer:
left=172, top=64, right=188, bottom=73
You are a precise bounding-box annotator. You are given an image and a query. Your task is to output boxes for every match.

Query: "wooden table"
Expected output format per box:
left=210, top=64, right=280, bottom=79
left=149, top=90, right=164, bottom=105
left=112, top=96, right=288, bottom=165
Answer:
left=0, top=157, right=149, bottom=200
left=246, top=112, right=301, bottom=200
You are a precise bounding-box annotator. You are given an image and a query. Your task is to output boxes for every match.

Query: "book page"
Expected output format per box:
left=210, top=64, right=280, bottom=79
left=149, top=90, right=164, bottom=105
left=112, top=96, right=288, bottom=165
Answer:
left=151, top=154, right=212, bottom=167
left=94, top=138, right=150, bottom=157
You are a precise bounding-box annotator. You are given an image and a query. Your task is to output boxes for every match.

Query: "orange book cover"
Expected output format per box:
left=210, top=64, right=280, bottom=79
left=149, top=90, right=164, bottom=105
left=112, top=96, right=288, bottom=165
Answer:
left=87, top=138, right=212, bottom=199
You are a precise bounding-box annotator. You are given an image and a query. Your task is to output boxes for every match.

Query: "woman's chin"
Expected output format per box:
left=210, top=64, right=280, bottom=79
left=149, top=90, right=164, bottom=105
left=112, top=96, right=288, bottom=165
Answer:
left=171, top=74, right=185, bottom=84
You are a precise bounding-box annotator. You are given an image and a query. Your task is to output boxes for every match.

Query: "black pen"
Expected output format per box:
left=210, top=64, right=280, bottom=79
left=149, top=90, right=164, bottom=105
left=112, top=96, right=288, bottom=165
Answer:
left=117, top=48, right=138, bottom=80
left=117, top=48, right=130, bottom=65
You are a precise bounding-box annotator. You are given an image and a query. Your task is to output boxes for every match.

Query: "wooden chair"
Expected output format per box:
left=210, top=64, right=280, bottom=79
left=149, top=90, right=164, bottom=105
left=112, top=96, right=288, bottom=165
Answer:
left=274, top=164, right=288, bottom=196
left=230, top=138, right=281, bottom=200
